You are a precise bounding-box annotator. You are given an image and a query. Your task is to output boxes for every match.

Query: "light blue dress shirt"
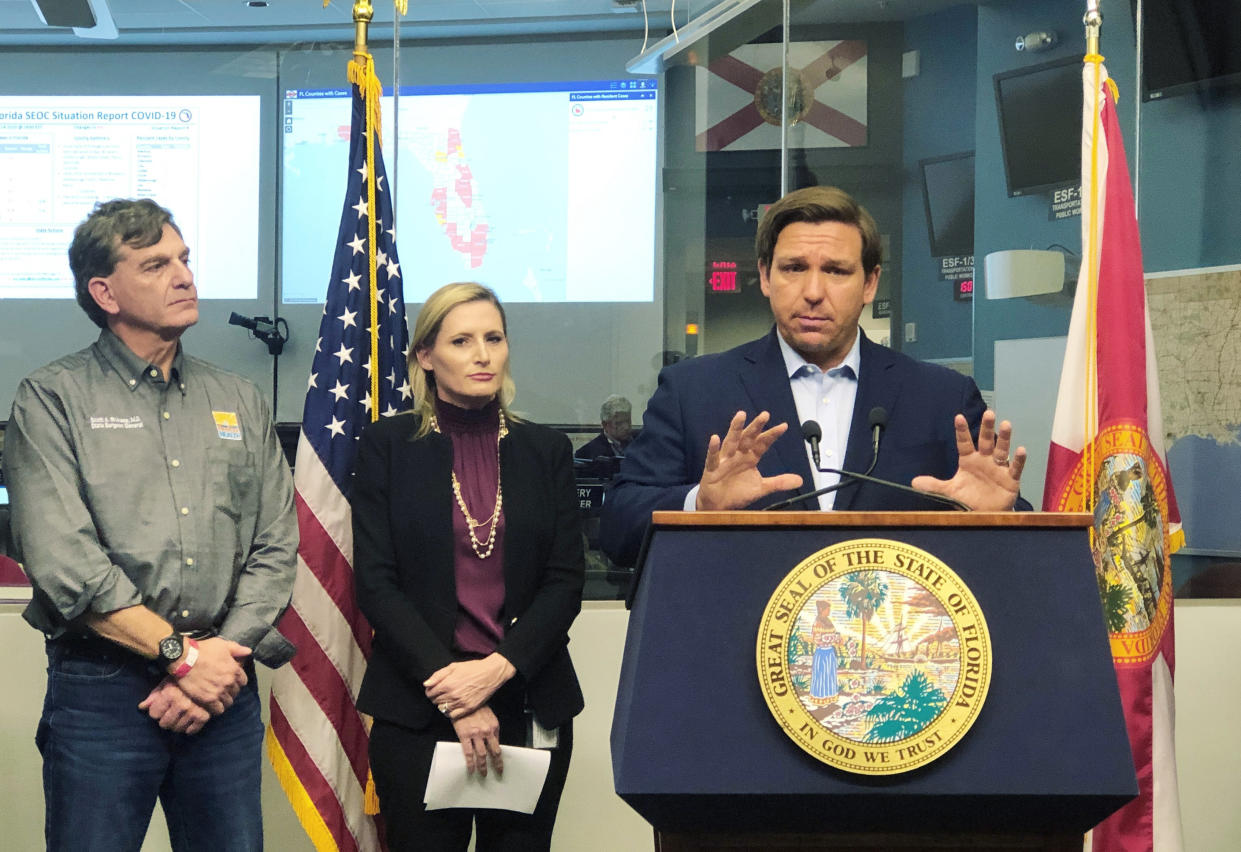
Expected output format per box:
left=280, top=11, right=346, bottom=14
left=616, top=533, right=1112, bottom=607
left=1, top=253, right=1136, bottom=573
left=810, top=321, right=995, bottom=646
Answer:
left=683, top=331, right=862, bottom=511
left=776, top=331, right=861, bottom=510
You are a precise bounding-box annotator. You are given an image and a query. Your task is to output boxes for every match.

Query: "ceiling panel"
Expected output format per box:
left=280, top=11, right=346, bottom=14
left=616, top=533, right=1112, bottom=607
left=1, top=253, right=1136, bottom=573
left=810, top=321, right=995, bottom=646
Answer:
left=0, top=1, right=975, bottom=48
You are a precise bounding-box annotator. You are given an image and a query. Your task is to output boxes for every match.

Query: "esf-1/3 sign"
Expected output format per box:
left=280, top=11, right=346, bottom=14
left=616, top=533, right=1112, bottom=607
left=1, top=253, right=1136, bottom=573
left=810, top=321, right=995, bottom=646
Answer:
left=1050, top=184, right=1082, bottom=220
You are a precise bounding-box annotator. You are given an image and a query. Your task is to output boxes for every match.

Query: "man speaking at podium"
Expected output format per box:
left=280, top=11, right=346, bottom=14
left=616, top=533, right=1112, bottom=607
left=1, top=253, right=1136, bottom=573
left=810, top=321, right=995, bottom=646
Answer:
left=600, top=186, right=1029, bottom=567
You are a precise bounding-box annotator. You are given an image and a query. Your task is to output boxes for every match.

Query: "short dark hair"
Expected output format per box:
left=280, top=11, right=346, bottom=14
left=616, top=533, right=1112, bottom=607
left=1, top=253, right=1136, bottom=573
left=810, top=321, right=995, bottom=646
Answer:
left=69, top=199, right=179, bottom=328
left=754, top=186, right=882, bottom=277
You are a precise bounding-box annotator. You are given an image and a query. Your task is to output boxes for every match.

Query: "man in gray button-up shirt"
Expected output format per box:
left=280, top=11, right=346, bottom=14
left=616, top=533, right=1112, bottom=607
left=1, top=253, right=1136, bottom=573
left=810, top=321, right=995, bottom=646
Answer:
left=3, top=199, right=297, bottom=851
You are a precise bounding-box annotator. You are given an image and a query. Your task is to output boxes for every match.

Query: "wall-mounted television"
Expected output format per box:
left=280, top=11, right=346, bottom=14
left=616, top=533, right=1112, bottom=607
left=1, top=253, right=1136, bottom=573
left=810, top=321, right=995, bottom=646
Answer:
left=993, top=57, right=1081, bottom=198
left=1136, top=0, right=1241, bottom=100
left=918, top=151, right=974, bottom=258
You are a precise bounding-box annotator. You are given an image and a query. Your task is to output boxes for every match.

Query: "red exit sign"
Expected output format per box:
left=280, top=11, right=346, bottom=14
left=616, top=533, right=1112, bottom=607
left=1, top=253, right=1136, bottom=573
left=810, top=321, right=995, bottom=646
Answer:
left=709, top=260, right=738, bottom=292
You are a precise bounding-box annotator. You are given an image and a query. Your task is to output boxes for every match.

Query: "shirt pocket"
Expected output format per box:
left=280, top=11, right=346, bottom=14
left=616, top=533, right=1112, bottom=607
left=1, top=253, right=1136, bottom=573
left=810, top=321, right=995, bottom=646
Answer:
left=206, top=445, right=259, bottom=531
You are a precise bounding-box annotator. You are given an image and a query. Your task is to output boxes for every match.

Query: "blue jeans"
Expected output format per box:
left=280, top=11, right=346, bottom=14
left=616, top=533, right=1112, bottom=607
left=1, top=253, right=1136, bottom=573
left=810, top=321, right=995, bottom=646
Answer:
left=37, top=638, right=264, bottom=852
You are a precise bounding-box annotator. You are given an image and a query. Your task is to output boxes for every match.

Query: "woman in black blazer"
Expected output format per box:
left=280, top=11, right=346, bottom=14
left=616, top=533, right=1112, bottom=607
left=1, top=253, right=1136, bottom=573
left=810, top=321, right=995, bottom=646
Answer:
left=352, top=283, right=585, bottom=851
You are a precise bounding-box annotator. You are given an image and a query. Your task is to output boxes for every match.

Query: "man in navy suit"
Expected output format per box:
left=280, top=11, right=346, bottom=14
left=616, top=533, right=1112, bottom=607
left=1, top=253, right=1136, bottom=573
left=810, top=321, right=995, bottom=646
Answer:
left=600, top=186, right=1028, bottom=566
left=574, top=394, right=633, bottom=479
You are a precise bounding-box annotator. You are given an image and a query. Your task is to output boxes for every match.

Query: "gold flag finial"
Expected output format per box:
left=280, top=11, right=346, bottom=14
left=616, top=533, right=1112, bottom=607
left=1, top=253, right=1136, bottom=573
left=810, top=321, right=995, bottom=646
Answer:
left=352, top=0, right=374, bottom=59
left=1084, top=0, right=1102, bottom=56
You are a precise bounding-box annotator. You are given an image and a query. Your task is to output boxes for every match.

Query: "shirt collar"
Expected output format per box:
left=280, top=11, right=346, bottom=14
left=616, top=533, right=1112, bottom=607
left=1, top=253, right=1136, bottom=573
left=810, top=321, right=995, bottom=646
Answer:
left=96, top=327, right=187, bottom=394
left=774, top=328, right=861, bottom=381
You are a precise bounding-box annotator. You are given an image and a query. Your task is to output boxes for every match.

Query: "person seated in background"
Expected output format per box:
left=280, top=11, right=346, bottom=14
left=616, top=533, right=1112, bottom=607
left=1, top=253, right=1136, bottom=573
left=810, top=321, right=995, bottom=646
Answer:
left=574, top=394, right=633, bottom=479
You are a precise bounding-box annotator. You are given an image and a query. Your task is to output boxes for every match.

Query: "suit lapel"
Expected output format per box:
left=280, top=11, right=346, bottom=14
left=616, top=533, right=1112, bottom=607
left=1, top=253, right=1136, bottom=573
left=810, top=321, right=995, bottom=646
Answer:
left=836, top=333, right=902, bottom=510
left=739, top=330, right=816, bottom=505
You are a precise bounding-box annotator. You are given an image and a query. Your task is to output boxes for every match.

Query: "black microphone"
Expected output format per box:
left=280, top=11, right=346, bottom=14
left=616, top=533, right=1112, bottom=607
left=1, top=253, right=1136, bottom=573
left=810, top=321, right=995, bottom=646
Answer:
left=865, top=406, right=887, bottom=477
left=764, top=405, right=968, bottom=511
left=801, top=420, right=822, bottom=470
left=768, top=407, right=886, bottom=510
left=228, top=311, right=260, bottom=331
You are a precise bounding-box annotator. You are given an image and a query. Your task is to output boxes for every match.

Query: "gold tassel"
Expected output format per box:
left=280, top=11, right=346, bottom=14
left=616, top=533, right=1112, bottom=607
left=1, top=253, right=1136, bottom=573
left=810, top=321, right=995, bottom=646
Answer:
left=347, top=54, right=384, bottom=150
left=364, top=768, right=381, bottom=815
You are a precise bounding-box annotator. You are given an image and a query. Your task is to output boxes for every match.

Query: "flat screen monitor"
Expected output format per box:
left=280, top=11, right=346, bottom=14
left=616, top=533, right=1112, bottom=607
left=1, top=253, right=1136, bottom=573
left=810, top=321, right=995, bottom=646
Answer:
left=0, top=95, right=261, bottom=300
left=919, top=151, right=974, bottom=258
left=993, top=57, right=1081, bottom=197
left=281, top=79, right=658, bottom=305
left=1137, top=0, right=1241, bottom=100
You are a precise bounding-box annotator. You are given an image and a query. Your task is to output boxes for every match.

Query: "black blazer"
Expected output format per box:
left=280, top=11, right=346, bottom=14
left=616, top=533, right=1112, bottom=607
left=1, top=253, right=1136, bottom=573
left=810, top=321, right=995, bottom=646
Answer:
left=352, top=413, right=585, bottom=730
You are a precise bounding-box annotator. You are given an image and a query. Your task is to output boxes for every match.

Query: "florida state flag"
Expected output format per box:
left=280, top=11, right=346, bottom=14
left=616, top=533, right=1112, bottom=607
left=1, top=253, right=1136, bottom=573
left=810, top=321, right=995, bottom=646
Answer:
left=1043, top=57, right=1185, bottom=852
left=694, top=40, right=867, bottom=152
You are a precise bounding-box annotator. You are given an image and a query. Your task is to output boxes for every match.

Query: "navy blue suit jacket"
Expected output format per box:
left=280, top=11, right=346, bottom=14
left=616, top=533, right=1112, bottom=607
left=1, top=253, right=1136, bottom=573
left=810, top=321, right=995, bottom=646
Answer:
left=600, top=329, right=1016, bottom=566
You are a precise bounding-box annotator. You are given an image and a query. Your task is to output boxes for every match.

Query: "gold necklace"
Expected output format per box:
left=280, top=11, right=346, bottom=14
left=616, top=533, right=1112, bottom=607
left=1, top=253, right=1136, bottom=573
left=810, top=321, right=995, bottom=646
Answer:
left=431, top=409, right=506, bottom=559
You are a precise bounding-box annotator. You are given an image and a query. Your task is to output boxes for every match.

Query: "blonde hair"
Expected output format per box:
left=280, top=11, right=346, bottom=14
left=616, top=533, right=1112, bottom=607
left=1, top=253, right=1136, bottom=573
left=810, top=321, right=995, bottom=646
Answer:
left=408, top=282, right=518, bottom=439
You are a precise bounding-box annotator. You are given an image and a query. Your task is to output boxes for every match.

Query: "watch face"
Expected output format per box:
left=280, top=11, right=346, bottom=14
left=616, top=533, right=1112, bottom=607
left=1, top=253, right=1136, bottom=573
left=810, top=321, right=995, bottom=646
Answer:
left=158, top=634, right=184, bottom=663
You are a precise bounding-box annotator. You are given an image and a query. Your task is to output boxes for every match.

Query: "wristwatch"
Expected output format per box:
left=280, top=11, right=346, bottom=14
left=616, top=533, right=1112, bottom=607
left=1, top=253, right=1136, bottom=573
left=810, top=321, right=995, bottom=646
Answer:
left=157, top=632, right=185, bottom=668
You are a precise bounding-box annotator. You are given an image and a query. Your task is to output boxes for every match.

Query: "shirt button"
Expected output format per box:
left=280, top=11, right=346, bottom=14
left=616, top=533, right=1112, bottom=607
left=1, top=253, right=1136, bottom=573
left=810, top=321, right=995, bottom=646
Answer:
left=128, top=379, right=137, bottom=387
left=181, top=610, right=190, bottom=618
left=149, top=369, right=158, bottom=378
left=186, top=558, right=194, bottom=566
left=171, top=459, right=181, bottom=468
left=163, top=412, right=171, bottom=420
left=180, top=507, right=189, bottom=516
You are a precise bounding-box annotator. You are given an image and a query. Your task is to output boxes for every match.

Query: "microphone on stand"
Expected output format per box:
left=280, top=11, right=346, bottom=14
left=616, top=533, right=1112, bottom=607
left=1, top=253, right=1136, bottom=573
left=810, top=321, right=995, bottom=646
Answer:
left=863, top=406, right=886, bottom=477
left=764, top=407, right=969, bottom=511
left=801, top=420, right=822, bottom=470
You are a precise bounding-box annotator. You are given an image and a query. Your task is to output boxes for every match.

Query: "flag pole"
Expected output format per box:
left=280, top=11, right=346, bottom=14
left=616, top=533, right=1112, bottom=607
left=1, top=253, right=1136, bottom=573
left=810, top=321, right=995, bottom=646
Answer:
left=347, top=1, right=382, bottom=423
left=1084, top=0, right=1101, bottom=56
left=1080, top=0, right=1104, bottom=520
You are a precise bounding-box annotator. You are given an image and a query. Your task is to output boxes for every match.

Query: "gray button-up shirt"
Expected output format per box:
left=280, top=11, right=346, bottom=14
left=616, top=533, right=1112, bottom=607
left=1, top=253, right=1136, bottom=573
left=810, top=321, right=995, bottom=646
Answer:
left=3, top=329, right=297, bottom=667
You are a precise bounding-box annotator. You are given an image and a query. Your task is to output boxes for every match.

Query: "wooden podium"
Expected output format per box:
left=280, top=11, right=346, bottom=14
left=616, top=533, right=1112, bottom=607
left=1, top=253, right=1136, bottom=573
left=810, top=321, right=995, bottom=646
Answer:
left=610, top=512, right=1136, bottom=852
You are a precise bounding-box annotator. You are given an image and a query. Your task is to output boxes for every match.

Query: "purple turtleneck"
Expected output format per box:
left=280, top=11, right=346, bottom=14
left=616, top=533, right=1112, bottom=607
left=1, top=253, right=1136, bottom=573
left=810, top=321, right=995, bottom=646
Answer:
left=436, top=397, right=506, bottom=657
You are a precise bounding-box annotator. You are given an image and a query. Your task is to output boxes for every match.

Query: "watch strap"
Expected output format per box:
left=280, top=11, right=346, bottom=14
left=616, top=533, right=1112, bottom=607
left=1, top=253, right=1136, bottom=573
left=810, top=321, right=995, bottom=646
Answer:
left=172, top=638, right=199, bottom=678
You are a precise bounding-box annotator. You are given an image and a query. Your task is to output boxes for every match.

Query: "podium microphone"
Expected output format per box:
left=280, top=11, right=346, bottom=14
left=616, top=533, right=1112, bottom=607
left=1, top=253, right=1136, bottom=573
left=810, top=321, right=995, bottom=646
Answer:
left=767, top=407, right=887, bottom=511
left=801, top=420, right=822, bottom=470
left=864, top=406, right=887, bottom=477
left=764, top=406, right=968, bottom=511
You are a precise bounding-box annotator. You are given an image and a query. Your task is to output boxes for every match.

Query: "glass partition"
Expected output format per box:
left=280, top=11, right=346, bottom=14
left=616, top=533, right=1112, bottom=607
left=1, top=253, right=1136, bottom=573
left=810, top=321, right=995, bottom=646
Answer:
left=604, top=0, right=1239, bottom=600
left=1133, top=0, right=1241, bottom=596
left=0, top=2, right=1237, bottom=600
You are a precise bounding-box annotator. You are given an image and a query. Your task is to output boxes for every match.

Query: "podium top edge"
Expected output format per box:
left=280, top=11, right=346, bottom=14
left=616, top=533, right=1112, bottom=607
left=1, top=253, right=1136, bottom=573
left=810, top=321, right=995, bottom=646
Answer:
left=649, top=511, right=1093, bottom=529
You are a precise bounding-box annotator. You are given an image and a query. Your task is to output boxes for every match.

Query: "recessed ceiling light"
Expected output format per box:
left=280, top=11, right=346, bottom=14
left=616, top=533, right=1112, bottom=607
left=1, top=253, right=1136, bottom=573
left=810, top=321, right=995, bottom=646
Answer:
left=246, top=1, right=269, bottom=7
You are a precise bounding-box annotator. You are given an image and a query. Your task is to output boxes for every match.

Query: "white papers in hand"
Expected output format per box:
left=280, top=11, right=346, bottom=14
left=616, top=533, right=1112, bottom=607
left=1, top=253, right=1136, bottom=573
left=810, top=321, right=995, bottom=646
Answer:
left=423, top=742, right=551, bottom=814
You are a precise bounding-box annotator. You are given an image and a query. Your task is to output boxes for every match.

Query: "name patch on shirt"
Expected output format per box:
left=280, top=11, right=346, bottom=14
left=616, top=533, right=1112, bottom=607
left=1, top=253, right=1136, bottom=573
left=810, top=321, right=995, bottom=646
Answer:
left=89, top=415, right=143, bottom=430
left=212, top=411, right=242, bottom=441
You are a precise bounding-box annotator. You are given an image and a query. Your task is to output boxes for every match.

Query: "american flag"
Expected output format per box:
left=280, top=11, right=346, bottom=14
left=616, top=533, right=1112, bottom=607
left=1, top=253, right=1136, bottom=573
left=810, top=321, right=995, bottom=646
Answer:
left=267, top=67, right=410, bottom=852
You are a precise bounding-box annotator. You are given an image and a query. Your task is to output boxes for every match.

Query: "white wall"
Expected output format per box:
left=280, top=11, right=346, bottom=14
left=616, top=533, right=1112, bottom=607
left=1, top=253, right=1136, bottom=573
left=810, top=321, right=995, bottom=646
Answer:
left=2, top=599, right=1237, bottom=850
left=0, top=602, right=650, bottom=852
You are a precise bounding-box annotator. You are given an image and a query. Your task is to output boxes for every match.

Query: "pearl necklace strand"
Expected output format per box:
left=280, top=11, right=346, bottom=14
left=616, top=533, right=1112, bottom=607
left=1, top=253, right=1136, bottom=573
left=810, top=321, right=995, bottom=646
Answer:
left=430, top=409, right=506, bottom=560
